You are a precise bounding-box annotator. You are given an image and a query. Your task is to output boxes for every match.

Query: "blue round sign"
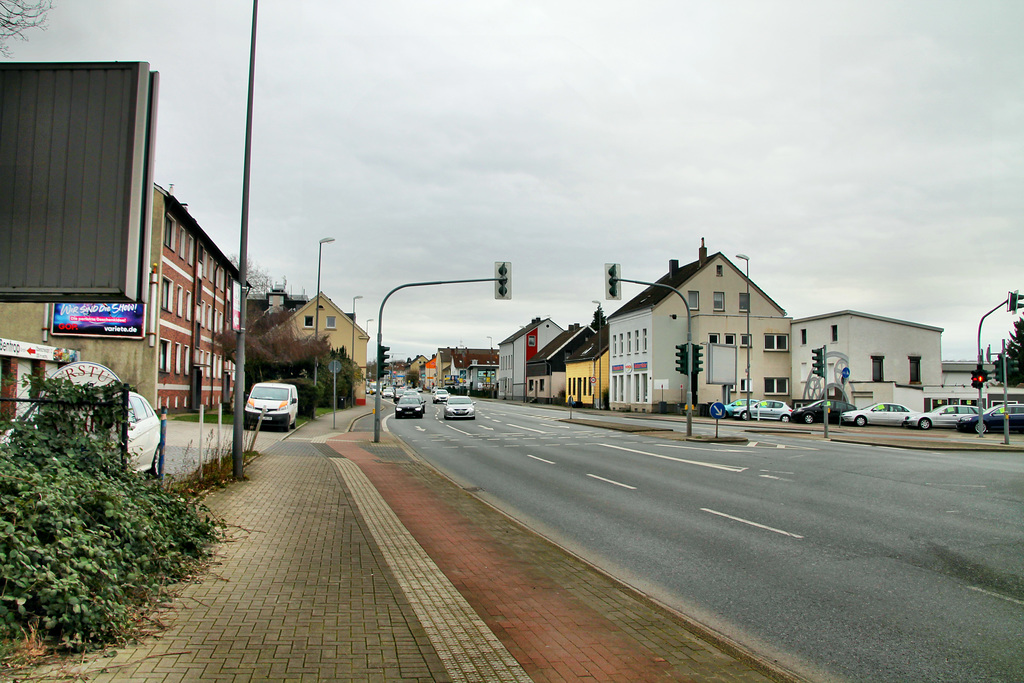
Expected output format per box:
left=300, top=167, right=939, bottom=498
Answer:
left=710, top=401, right=727, bottom=420
left=842, top=367, right=851, bottom=379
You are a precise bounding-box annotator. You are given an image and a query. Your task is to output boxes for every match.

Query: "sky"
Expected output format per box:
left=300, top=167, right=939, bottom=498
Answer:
left=7, top=0, right=1023, bottom=361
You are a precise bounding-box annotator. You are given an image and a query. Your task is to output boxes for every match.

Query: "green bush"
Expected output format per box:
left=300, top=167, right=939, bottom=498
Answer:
left=286, top=377, right=320, bottom=418
left=0, top=378, right=219, bottom=651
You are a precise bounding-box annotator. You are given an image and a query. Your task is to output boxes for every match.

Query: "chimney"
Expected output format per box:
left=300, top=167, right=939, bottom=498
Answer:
left=699, top=237, right=708, bottom=264
left=570, top=323, right=580, bottom=332
left=532, top=317, right=541, bottom=324
left=669, top=259, right=679, bottom=276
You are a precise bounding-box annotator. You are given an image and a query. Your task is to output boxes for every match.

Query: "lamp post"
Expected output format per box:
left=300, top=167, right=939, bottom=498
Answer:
left=350, top=295, right=362, bottom=406
left=592, top=300, right=603, bottom=410
left=736, top=254, right=751, bottom=420
left=313, top=237, right=335, bottom=387
left=363, top=317, right=374, bottom=395
left=487, top=336, right=494, bottom=398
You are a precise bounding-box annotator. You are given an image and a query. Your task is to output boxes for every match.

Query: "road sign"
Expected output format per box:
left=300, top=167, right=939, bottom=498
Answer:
left=590, top=376, right=597, bottom=384
left=710, top=401, right=726, bottom=420
left=327, top=360, right=342, bottom=374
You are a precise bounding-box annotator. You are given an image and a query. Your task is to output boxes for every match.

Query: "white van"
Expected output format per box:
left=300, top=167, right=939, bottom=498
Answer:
left=244, top=382, right=298, bottom=430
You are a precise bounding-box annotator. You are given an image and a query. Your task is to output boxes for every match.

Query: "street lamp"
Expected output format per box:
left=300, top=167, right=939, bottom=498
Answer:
left=313, top=237, right=335, bottom=387
left=736, top=254, right=751, bottom=420
left=592, top=300, right=603, bottom=410
left=350, top=295, right=363, bottom=406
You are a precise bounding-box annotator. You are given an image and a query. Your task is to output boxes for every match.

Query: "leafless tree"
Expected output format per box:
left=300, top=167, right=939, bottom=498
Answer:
left=1, top=0, right=53, bottom=56
left=229, top=255, right=273, bottom=297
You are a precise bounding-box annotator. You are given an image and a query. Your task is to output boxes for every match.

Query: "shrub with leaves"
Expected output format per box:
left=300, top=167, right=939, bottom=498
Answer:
left=0, top=377, right=220, bottom=651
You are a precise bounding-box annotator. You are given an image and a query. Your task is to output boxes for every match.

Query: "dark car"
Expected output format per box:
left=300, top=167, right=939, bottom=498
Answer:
left=955, top=404, right=1024, bottom=433
left=790, top=399, right=857, bottom=424
left=394, top=395, right=425, bottom=419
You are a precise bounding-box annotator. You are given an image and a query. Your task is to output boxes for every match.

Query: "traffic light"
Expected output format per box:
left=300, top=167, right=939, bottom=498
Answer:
left=971, top=365, right=986, bottom=389
left=692, top=343, right=704, bottom=375
left=675, top=343, right=689, bottom=374
left=1009, top=290, right=1020, bottom=314
left=811, top=346, right=825, bottom=378
left=494, top=261, right=512, bottom=300
left=376, top=345, right=391, bottom=380
left=605, top=263, right=621, bottom=300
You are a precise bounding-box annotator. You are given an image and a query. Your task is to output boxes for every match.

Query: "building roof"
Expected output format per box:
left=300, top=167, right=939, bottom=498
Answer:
left=498, top=317, right=560, bottom=345
left=527, top=325, right=593, bottom=364
left=791, top=310, right=944, bottom=333
left=565, top=326, right=609, bottom=363
left=159, top=185, right=240, bottom=282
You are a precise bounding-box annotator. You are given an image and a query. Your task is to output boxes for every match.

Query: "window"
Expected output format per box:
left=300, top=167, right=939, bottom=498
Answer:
left=178, top=227, right=186, bottom=257
left=764, top=377, right=789, bottom=394
left=529, top=379, right=534, bottom=391
left=739, top=292, right=749, bottom=312
left=688, top=291, right=699, bottom=310
left=714, top=291, right=725, bottom=311
left=185, top=292, right=193, bottom=321
left=326, top=316, right=337, bottom=329
left=725, top=333, right=736, bottom=345
left=304, top=315, right=314, bottom=328
left=740, top=334, right=750, bottom=347
left=161, top=278, right=172, bottom=311
left=627, top=331, right=631, bottom=353
left=642, top=328, right=648, bottom=352
left=909, top=356, right=921, bottom=383
left=709, top=333, right=720, bottom=344
left=716, top=265, right=724, bottom=276
left=187, top=236, right=195, bottom=264
left=163, top=217, right=174, bottom=249
left=831, top=324, right=839, bottom=343
left=540, top=379, right=545, bottom=392
left=176, top=286, right=183, bottom=317
left=174, top=343, right=182, bottom=374
left=872, top=356, right=884, bottom=382
left=800, top=328, right=807, bottom=345
left=764, top=334, right=788, bottom=351
left=739, top=378, right=751, bottom=393
left=159, top=341, right=170, bottom=372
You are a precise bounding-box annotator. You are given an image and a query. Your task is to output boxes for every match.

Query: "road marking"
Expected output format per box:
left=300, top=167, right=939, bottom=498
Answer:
left=587, top=473, right=637, bottom=490
left=925, top=483, right=986, bottom=488
left=600, top=443, right=747, bottom=472
left=507, top=423, right=549, bottom=434
left=968, top=586, right=1024, bottom=607
left=656, top=443, right=747, bottom=454
left=481, top=426, right=494, bottom=431
left=700, top=508, right=804, bottom=539
left=527, top=454, right=556, bottom=464
left=415, top=426, right=426, bottom=432
left=446, top=425, right=474, bottom=436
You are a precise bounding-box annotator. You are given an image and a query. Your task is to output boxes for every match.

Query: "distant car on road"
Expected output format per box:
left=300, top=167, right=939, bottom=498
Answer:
left=394, top=395, right=425, bottom=419
left=382, top=387, right=395, bottom=399
left=735, top=400, right=792, bottom=422
left=444, top=396, right=476, bottom=420
left=902, top=404, right=979, bottom=430
left=432, top=389, right=449, bottom=403
left=955, top=404, right=1024, bottom=433
left=791, top=399, right=857, bottom=424
left=841, top=403, right=914, bottom=427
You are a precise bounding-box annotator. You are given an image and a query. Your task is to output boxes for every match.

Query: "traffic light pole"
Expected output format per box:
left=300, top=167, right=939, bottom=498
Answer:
left=975, top=297, right=1008, bottom=437
left=373, top=273, right=509, bottom=443
left=612, top=276, right=695, bottom=437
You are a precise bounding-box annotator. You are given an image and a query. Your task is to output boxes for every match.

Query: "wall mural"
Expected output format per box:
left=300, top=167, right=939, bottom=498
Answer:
left=803, top=350, right=852, bottom=402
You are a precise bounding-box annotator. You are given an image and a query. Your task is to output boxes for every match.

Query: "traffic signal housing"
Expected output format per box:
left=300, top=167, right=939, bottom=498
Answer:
left=1009, top=290, right=1020, bottom=314
left=692, top=343, right=704, bottom=375
left=970, top=365, right=986, bottom=389
left=376, top=345, right=391, bottom=380
left=675, top=343, right=688, bottom=374
left=494, top=261, right=512, bottom=300
left=811, top=346, right=826, bottom=378
left=605, top=263, right=621, bottom=300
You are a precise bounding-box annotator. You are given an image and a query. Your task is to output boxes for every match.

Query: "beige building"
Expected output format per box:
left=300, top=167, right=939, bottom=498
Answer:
left=288, top=293, right=370, bottom=405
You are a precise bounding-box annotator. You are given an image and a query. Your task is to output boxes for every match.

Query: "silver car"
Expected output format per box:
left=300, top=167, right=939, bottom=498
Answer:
left=443, top=396, right=476, bottom=420
left=735, top=399, right=792, bottom=422
left=902, top=404, right=979, bottom=430
left=841, top=403, right=914, bottom=427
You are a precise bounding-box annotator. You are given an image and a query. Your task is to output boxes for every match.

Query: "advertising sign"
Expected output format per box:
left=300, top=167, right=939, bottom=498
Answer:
left=51, top=303, right=146, bottom=338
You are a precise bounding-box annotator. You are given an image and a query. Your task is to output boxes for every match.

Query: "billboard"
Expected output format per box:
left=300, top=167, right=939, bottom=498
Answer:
left=51, top=302, right=146, bottom=339
left=0, top=62, right=159, bottom=302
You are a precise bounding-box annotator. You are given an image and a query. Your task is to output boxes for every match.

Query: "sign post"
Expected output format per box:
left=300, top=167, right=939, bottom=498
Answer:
left=709, top=401, right=726, bottom=438
left=328, top=359, right=342, bottom=430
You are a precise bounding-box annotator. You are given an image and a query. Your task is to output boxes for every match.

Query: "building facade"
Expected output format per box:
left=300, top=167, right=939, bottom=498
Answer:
left=497, top=318, right=564, bottom=401
left=286, top=293, right=370, bottom=405
left=565, top=327, right=609, bottom=408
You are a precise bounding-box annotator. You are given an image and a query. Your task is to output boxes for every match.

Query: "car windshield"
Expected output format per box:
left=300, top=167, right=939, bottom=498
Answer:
left=398, top=396, right=420, bottom=404
left=251, top=387, right=289, bottom=400
left=448, top=397, right=472, bottom=405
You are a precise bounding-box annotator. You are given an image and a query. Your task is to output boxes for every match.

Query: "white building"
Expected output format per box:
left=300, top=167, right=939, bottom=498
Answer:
left=791, top=310, right=943, bottom=411
left=497, top=318, right=564, bottom=401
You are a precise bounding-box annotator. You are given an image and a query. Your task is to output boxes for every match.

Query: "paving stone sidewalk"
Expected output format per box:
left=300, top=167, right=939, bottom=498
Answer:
left=17, top=410, right=787, bottom=682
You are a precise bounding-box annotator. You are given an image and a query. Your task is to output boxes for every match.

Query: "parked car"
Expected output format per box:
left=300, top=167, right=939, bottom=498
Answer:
left=723, top=399, right=753, bottom=418
left=444, top=396, right=476, bottom=420
left=394, top=394, right=425, bottom=419
left=244, top=382, right=299, bottom=430
left=735, top=399, right=792, bottom=422
left=432, top=389, right=450, bottom=404
left=955, top=404, right=1024, bottom=433
left=841, top=403, right=914, bottom=427
left=790, top=399, right=858, bottom=424
left=127, top=392, right=161, bottom=473
left=902, top=404, right=979, bottom=430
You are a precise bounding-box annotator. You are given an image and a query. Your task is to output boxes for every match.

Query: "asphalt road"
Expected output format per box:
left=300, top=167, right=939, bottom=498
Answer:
left=381, top=399, right=1024, bottom=683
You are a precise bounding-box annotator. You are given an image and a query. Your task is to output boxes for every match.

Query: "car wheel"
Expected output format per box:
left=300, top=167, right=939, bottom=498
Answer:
left=854, top=415, right=867, bottom=427
left=780, top=415, right=790, bottom=422
left=919, top=418, right=931, bottom=430
left=740, top=411, right=750, bottom=421
left=803, top=413, right=815, bottom=424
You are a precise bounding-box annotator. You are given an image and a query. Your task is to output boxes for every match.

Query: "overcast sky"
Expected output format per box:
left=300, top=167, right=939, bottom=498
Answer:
left=9, top=0, right=1023, bottom=361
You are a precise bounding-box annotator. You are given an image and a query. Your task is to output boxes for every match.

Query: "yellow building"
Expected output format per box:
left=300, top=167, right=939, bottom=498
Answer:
left=288, top=293, right=370, bottom=405
left=564, top=328, right=609, bottom=408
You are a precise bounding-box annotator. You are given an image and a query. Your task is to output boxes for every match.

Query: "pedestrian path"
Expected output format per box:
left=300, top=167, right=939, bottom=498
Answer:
left=22, top=409, right=784, bottom=682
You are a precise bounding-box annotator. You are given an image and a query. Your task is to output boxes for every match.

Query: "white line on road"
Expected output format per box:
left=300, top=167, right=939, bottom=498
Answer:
left=600, top=443, right=747, bottom=472
left=700, top=508, right=804, bottom=539
left=587, top=473, right=637, bottom=490
left=968, top=586, right=1024, bottom=606
left=656, top=443, right=747, bottom=454
left=446, top=425, right=475, bottom=436
left=527, top=454, right=556, bottom=464
left=506, top=423, right=550, bottom=434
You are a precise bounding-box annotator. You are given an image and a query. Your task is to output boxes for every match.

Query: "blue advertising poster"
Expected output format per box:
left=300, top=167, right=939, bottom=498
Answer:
left=51, top=303, right=146, bottom=339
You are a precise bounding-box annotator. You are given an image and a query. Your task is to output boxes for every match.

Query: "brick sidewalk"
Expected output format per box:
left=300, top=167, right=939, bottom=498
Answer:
left=19, top=410, right=786, bottom=682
